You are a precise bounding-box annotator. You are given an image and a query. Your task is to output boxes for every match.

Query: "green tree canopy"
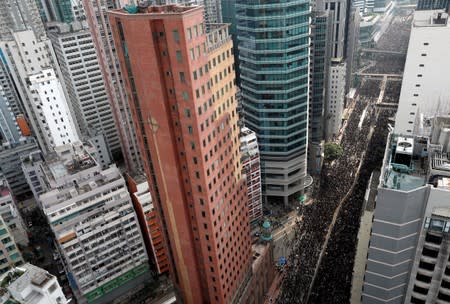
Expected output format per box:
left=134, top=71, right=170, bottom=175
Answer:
left=324, top=142, right=343, bottom=162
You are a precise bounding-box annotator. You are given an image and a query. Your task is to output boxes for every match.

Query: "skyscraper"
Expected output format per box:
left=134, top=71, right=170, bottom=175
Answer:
left=0, top=0, right=82, bottom=153
left=308, top=10, right=332, bottom=174
left=316, top=0, right=347, bottom=59
left=82, top=0, right=143, bottom=170
left=109, top=5, right=252, bottom=303
left=48, top=21, right=121, bottom=159
left=325, top=59, right=346, bottom=140
left=360, top=117, right=450, bottom=304
left=236, top=0, right=311, bottom=204
left=395, top=10, right=450, bottom=135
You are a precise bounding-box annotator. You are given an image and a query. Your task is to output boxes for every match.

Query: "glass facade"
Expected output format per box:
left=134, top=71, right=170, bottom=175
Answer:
left=236, top=0, right=310, bottom=204
left=310, top=12, right=330, bottom=143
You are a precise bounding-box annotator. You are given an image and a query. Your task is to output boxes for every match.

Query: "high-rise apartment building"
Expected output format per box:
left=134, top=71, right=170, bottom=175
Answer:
left=48, top=21, right=121, bottom=158
left=109, top=6, right=252, bottom=303
left=0, top=212, right=24, bottom=275
left=0, top=95, right=21, bottom=144
left=236, top=0, right=311, bottom=205
left=0, top=0, right=46, bottom=41
left=0, top=137, right=39, bottom=198
left=360, top=117, right=450, bottom=304
left=126, top=173, right=170, bottom=275
left=0, top=263, right=68, bottom=304
left=36, top=0, right=77, bottom=23
left=0, top=178, right=28, bottom=246
left=316, top=0, right=347, bottom=59
left=325, top=59, right=346, bottom=140
left=23, top=142, right=150, bottom=303
left=82, top=0, right=143, bottom=170
left=0, top=22, right=82, bottom=153
left=395, top=10, right=450, bottom=135
left=240, top=127, right=262, bottom=224
left=0, top=57, right=23, bottom=118
left=28, top=68, right=80, bottom=147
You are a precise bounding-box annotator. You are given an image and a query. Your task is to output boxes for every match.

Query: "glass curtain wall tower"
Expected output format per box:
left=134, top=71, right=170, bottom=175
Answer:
left=236, top=0, right=311, bottom=205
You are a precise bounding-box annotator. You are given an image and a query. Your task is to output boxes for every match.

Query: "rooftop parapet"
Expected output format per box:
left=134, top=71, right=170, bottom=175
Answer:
left=381, top=134, right=428, bottom=191
left=206, top=23, right=231, bottom=51
left=118, top=4, right=200, bottom=16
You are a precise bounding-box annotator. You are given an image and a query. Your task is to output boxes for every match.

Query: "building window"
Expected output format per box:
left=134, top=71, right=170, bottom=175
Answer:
left=173, top=30, right=180, bottom=42
left=176, top=50, right=182, bottom=62
left=182, top=91, right=189, bottom=100
left=187, top=28, right=192, bottom=40
left=179, top=72, right=185, bottom=83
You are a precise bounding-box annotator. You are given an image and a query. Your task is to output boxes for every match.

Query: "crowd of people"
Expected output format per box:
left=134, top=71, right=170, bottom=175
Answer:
left=308, top=107, right=397, bottom=303
left=278, top=16, right=411, bottom=299
left=363, top=15, right=412, bottom=74
left=384, top=81, right=402, bottom=103
left=278, top=90, right=378, bottom=303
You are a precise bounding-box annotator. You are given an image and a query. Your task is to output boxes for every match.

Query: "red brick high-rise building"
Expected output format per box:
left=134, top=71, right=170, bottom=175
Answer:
left=109, top=5, right=252, bottom=304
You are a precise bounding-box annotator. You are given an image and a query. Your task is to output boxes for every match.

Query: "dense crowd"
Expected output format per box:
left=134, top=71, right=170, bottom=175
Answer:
left=278, top=94, right=377, bottom=303
left=278, top=15, right=411, bottom=299
left=375, top=15, right=413, bottom=52
left=358, top=79, right=382, bottom=98
left=308, top=108, right=396, bottom=303
left=384, top=81, right=402, bottom=103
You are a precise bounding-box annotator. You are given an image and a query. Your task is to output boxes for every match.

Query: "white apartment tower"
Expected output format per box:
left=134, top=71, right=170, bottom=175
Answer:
left=28, top=69, right=79, bottom=147
left=325, top=59, right=346, bottom=140
left=0, top=0, right=81, bottom=153
left=48, top=21, right=121, bottom=158
left=240, top=127, right=263, bottom=224
left=23, top=142, right=149, bottom=303
left=395, top=10, right=450, bottom=135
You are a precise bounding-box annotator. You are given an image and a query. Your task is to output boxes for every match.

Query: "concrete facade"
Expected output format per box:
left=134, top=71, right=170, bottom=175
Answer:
left=109, top=6, right=252, bottom=303
left=1, top=263, right=68, bottom=304
left=81, top=0, right=143, bottom=168
left=26, top=142, right=149, bottom=304
left=362, top=117, right=450, bottom=304
left=316, top=0, right=347, bottom=59
left=126, top=173, right=170, bottom=275
left=395, top=10, right=450, bottom=135
left=0, top=178, right=28, bottom=247
left=240, top=127, right=263, bottom=224
left=0, top=28, right=81, bottom=153
left=28, top=69, right=80, bottom=148
left=0, top=138, right=39, bottom=198
left=48, top=21, right=121, bottom=158
left=325, top=59, right=346, bottom=140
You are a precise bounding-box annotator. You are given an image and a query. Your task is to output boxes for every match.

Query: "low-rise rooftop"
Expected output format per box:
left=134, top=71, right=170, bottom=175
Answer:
left=381, top=134, right=428, bottom=191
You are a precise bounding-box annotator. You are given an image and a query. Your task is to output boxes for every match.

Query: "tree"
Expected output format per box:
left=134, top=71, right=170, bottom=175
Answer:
left=324, top=142, right=343, bottom=163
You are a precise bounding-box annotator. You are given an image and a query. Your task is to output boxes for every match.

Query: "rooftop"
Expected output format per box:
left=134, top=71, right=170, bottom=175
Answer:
left=381, top=116, right=450, bottom=191
left=207, top=24, right=231, bottom=51
left=1, top=264, right=53, bottom=294
left=115, top=4, right=201, bottom=16
left=381, top=134, right=428, bottom=191
left=414, top=10, right=450, bottom=27
left=40, top=142, right=97, bottom=183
